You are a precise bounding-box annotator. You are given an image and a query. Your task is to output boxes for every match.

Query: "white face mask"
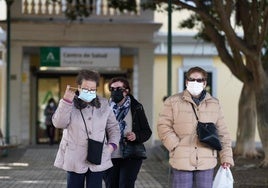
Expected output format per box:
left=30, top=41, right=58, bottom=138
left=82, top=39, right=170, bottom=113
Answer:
left=186, top=81, right=204, bottom=96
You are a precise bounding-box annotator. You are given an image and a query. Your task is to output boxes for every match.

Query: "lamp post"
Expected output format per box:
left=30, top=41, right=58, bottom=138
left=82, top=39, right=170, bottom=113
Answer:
left=5, top=0, right=13, bottom=144
left=167, top=0, right=172, bottom=96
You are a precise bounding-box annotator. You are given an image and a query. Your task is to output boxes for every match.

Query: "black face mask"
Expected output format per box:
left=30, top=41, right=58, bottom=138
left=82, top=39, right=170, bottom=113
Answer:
left=111, top=90, right=124, bottom=103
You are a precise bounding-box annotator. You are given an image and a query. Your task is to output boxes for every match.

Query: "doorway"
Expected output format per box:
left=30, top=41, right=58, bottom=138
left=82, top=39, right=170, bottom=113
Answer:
left=36, top=74, right=77, bottom=144
left=36, top=77, right=60, bottom=144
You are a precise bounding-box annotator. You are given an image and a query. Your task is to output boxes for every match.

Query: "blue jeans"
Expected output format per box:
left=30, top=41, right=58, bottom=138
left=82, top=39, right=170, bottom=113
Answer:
left=103, top=158, right=143, bottom=188
left=67, top=169, right=103, bottom=188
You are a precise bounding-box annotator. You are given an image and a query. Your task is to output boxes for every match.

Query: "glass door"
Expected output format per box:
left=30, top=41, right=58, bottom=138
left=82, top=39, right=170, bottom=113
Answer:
left=36, top=78, right=60, bottom=144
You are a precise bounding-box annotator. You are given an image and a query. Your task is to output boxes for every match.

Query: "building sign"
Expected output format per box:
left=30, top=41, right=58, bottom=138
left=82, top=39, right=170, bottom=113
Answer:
left=40, top=47, right=120, bottom=68
left=61, top=47, right=120, bottom=68
left=40, top=47, right=60, bottom=67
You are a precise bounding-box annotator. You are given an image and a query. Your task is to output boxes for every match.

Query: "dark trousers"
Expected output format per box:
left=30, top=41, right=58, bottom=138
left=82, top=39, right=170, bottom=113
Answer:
left=67, top=169, right=103, bottom=188
left=103, top=158, right=143, bottom=188
left=46, top=125, right=55, bottom=145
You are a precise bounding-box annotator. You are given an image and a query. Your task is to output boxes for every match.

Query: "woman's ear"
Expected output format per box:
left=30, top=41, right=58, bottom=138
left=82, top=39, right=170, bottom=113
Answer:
left=203, top=81, right=207, bottom=88
left=77, top=86, right=82, bottom=93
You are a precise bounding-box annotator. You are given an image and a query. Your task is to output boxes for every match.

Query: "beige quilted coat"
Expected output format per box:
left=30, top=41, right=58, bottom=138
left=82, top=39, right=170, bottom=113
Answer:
left=157, top=90, right=234, bottom=171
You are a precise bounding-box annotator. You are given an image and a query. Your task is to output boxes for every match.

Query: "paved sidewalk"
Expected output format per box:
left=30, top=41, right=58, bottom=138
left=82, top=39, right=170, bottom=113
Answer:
left=0, top=145, right=168, bottom=188
left=0, top=144, right=268, bottom=188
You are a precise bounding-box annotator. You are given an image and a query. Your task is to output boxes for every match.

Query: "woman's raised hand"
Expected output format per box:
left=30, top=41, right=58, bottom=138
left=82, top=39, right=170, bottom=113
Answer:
left=63, top=85, right=76, bottom=102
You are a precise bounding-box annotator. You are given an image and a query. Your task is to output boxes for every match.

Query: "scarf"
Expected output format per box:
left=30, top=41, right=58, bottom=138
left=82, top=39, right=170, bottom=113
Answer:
left=192, top=90, right=206, bottom=106
left=111, top=96, right=131, bottom=149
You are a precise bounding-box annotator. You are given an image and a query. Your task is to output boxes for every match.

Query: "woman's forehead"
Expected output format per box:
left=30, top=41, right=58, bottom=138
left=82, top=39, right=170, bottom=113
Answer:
left=81, top=80, right=97, bottom=87
left=189, top=72, right=203, bottom=77
left=111, top=81, right=124, bottom=87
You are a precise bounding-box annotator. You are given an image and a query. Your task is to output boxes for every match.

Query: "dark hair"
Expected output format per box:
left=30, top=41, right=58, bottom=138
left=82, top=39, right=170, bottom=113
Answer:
left=186, top=66, right=208, bottom=80
left=108, top=77, right=131, bottom=92
left=162, top=96, right=168, bottom=102
left=76, top=70, right=100, bottom=86
left=48, top=98, right=56, bottom=104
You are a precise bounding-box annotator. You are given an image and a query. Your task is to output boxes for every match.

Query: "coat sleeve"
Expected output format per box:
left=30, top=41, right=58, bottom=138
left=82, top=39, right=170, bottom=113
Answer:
left=52, top=99, right=73, bottom=129
left=133, top=105, right=152, bottom=143
left=157, top=97, right=180, bottom=152
left=105, top=105, right=120, bottom=148
left=216, top=104, right=235, bottom=167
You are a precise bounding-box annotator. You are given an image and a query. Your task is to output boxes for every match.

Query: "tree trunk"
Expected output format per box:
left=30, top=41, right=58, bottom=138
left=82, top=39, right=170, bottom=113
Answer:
left=255, top=81, right=268, bottom=167
left=234, top=84, right=260, bottom=158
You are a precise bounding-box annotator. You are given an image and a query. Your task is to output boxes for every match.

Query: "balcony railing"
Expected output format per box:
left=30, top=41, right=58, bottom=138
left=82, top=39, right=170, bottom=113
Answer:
left=22, top=0, right=141, bottom=17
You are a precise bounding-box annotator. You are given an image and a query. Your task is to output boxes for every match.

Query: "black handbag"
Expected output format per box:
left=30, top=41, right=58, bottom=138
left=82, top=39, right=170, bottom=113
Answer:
left=191, top=104, right=222, bottom=151
left=87, top=138, right=104, bottom=165
left=80, top=110, right=105, bottom=165
left=122, top=139, right=147, bottom=159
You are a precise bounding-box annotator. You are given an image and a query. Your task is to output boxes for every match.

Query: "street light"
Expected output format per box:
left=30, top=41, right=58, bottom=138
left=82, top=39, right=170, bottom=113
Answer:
left=4, top=0, right=13, bottom=144
left=167, top=0, right=172, bottom=96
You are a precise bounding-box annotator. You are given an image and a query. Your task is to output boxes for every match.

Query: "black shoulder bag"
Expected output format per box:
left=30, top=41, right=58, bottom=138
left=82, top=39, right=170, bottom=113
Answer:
left=80, top=110, right=105, bottom=165
left=191, top=103, right=222, bottom=151
left=122, top=138, right=147, bottom=159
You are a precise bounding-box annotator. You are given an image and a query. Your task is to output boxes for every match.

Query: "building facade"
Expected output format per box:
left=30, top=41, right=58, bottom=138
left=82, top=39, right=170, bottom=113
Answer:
left=0, top=0, right=160, bottom=145
left=0, top=1, right=255, bottom=147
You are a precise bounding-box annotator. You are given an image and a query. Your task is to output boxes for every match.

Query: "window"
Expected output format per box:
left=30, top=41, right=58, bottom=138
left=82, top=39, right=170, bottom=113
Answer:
left=178, top=57, right=217, bottom=97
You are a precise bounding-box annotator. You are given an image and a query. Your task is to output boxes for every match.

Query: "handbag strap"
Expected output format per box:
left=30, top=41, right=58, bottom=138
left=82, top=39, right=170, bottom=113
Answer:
left=79, top=109, right=105, bottom=142
left=190, top=103, right=199, bottom=121
left=80, top=109, right=90, bottom=140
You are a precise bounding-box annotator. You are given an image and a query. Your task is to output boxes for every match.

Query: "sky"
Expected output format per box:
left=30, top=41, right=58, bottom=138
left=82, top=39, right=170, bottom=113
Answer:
left=0, top=0, right=6, bottom=42
left=0, top=0, right=7, bottom=20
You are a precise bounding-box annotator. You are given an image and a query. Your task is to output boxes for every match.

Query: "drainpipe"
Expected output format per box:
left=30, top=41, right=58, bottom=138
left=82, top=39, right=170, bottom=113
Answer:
left=5, top=0, right=13, bottom=144
left=167, top=0, right=172, bottom=97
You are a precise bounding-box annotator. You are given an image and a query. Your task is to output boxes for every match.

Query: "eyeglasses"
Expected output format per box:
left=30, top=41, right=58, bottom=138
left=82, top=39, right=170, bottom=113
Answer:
left=81, top=88, right=97, bottom=94
left=109, top=87, right=125, bottom=92
left=187, top=78, right=205, bottom=83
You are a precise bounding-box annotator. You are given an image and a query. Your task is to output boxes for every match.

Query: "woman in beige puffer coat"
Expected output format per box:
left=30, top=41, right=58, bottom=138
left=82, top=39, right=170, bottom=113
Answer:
left=157, top=66, right=234, bottom=188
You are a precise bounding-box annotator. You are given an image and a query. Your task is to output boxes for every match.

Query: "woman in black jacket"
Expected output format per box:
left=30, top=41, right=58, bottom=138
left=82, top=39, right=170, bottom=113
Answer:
left=44, top=98, right=57, bottom=145
left=103, top=77, right=152, bottom=188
